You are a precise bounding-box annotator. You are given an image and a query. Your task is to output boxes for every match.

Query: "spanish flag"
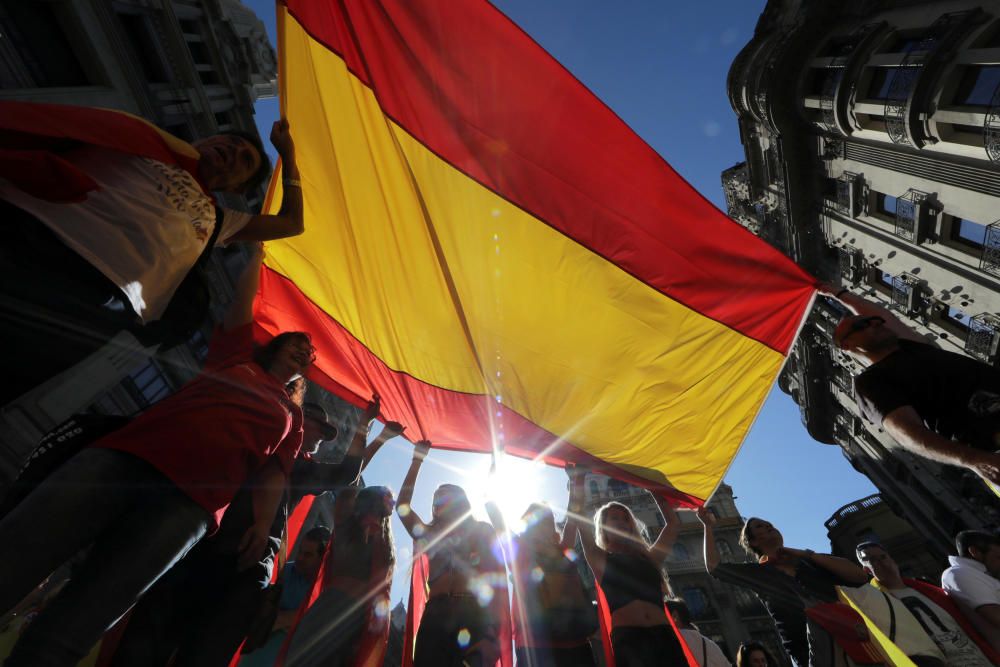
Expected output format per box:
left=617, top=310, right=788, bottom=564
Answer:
left=255, top=0, right=816, bottom=505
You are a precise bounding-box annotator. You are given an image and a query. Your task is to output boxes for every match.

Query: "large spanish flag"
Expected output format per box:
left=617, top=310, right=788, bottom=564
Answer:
left=255, top=0, right=817, bottom=505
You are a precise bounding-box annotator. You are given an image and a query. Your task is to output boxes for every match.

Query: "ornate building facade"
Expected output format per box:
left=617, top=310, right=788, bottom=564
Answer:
left=0, top=0, right=278, bottom=478
left=826, top=493, right=947, bottom=579
left=583, top=476, right=790, bottom=665
left=723, top=0, right=1000, bottom=559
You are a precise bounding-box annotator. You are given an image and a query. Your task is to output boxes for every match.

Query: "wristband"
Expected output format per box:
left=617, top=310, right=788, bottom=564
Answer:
left=283, top=178, right=302, bottom=188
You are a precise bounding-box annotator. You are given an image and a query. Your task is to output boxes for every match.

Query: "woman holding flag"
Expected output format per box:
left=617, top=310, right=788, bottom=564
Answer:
left=568, top=469, right=689, bottom=666
left=485, top=465, right=598, bottom=667
left=397, top=441, right=509, bottom=667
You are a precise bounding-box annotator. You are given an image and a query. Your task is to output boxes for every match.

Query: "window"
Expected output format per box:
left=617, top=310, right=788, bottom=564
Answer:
left=588, top=480, right=600, bottom=498
left=876, top=193, right=898, bottom=217
left=117, top=12, right=169, bottom=83
left=670, top=542, right=690, bottom=562
left=941, top=305, right=971, bottom=335
left=607, top=479, right=628, bottom=497
left=949, top=216, right=988, bottom=249
left=681, top=587, right=711, bottom=618
left=717, top=539, right=733, bottom=557
left=0, top=1, right=90, bottom=88
left=954, top=65, right=1000, bottom=107
left=867, top=68, right=896, bottom=101
left=128, top=361, right=171, bottom=407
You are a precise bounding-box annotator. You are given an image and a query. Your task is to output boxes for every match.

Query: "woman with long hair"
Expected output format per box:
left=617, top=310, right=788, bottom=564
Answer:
left=568, top=469, right=688, bottom=666
left=0, top=244, right=315, bottom=666
left=398, top=441, right=508, bottom=667
left=486, top=466, right=597, bottom=667
left=736, top=641, right=778, bottom=667
left=285, top=485, right=396, bottom=666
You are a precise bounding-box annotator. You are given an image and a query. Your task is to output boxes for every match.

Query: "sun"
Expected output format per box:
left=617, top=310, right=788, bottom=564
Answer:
left=465, top=453, right=546, bottom=531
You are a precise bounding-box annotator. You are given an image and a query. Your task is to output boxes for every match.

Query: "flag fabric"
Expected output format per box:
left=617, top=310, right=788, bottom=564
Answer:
left=256, top=0, right=817, bottom=504
left=837, top=587, right=918, bottom=667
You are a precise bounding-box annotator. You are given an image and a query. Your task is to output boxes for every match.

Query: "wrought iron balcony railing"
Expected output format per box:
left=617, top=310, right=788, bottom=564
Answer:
left=986, top=81, right=1000, bottom=163
left=891, top=272, right=922, bottom=315
left=981, top=220, right=1000, bottom=278
left=966, top=313, right=1000, bottom=364
left=894, top=189, right=928, bottom=242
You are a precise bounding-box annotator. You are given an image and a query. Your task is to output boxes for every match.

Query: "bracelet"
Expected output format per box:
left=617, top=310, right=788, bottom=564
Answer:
left=283, top=178, right=302, bottom=188
left=835, top=288, right=849, bottom=299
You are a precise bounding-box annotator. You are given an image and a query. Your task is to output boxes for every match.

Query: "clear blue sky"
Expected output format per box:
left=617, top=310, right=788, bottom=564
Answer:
left=242, top=0, right=878, bottom=602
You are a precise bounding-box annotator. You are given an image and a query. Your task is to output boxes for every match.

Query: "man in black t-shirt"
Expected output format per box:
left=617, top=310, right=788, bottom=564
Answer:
left=822, top=286, right=1000, bottom=487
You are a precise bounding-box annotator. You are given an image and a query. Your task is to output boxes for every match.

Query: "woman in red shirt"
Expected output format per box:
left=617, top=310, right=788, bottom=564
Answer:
left=0, top=244, right=313, bottom=667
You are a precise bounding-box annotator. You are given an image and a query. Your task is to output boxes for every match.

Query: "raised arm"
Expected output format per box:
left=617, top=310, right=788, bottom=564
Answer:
left=223, top=242, right=263, bottom=331
left=558, top=466, right=583, bottom=552
left=818, top=283, right=925, bottom=344
left=344, top=396, right=380, bottom=461
left=647, top=493, right=682, bottom=562
left=780, top=547, right=869, bottom=585
left=884, top=406, right=1000, bottom=485
left=697, top=507, right=721, bottom=573
left=396, top=441, right=431, bottom=539
left=230, top=119, right=304, bottom=242
left=570, top=467, right=606, bottom=579
left=238, top=458, right=286, bottom=571
left=361, top=420, right=405, bottom=472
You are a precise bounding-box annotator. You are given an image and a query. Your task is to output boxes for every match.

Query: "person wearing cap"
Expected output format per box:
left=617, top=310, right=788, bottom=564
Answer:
left=821, top=285, right=1000, bottom=487
left=111, top=396, right=403, bottom=667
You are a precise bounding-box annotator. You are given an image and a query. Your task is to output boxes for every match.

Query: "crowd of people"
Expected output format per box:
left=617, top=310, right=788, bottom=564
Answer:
left=0, top=100, right=999, bottom=666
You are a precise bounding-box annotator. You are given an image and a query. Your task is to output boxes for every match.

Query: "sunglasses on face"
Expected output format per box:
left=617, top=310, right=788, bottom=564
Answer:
left=840, top=316, right=885, bottom=344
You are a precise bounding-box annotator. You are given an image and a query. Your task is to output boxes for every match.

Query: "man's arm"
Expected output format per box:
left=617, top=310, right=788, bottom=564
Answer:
left=781, top=548, right=869, bottom=585
left=819, top=284, right=926, bottom=344
left=230, top=120, right=304, bottom=242
left=238, top=458, right=287, bottom=571
left=223, top=242, right=263, bottom=331
left=884, top=405, right=1000, bottom=485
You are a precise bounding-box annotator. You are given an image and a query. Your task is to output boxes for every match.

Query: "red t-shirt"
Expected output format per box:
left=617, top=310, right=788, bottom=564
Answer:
left=93, top=324, right=303, bottom=529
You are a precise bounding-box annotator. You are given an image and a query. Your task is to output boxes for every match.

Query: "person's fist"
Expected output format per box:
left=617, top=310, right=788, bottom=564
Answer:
left=413, top=440, right=431, bottom=461
left=696, top=507, right=717, bottom=527
left=270, top=118, right=294, bottom=156
left=381, top=421, right=405, bottom=439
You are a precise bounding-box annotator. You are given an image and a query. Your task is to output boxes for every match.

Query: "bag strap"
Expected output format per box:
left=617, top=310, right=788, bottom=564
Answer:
left=194, top=207, right=225, bottom=270
left=701, top=636, right=707, bottom=666
left=879, top=590, right=896, bottom=641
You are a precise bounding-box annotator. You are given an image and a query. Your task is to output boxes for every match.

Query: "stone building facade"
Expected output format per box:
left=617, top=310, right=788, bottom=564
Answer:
left=723, top=0, right=1000, bottom=558
left=825, top=493, right=947, bottom=579
left=0, top=0, right=278, bottom=477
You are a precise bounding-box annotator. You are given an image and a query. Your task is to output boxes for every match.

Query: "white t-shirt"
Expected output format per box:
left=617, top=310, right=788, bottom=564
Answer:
left=942, top=556, right=1000, bottom=651
left=0, top=147, right=251, bottom=321
left=888, top=587, right=991, bottom=666
left=679, top=628, right=731, bottom=667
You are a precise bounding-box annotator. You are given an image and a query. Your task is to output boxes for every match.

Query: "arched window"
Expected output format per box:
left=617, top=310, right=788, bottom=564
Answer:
left=671, top=542, right=691, bottom=562
left=682, top=587, right=711, bottom=618
left=717, top=539, right=733, bottom=558
left=588, top=480, right=600, bottom=498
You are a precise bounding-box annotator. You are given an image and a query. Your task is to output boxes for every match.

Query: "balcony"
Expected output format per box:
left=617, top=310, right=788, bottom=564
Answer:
left=986, top=78, right=1000, bottom=163
left=890, top=273, right=923, bottom=315
left=836, top=172, right=864, bottom=218
left=894, top=189, right=930, bottom=243
left=965, top=313, right=1000, bottom=365
left=838, top=246, right=865, bottom=285
left=826, top=494, right=883, bottom=530
left=981, top=220, right=1000, bottom=278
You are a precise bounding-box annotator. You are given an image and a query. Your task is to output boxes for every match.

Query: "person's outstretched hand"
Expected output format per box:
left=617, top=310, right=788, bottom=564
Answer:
left=270, top=118, right=294, bottom=158
left=413, top=440, right=431, bottom=462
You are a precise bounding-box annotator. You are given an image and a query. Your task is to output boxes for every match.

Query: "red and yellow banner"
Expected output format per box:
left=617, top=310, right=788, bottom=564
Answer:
left=255, top=0, right=816, bottom=504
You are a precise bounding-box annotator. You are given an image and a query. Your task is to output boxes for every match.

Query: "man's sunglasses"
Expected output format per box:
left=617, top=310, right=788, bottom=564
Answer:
left=840, top=316, right=884, bottom=344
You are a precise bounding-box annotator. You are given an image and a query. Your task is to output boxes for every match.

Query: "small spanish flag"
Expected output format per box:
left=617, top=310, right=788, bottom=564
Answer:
left=255, top=0, right=816, bottom=505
